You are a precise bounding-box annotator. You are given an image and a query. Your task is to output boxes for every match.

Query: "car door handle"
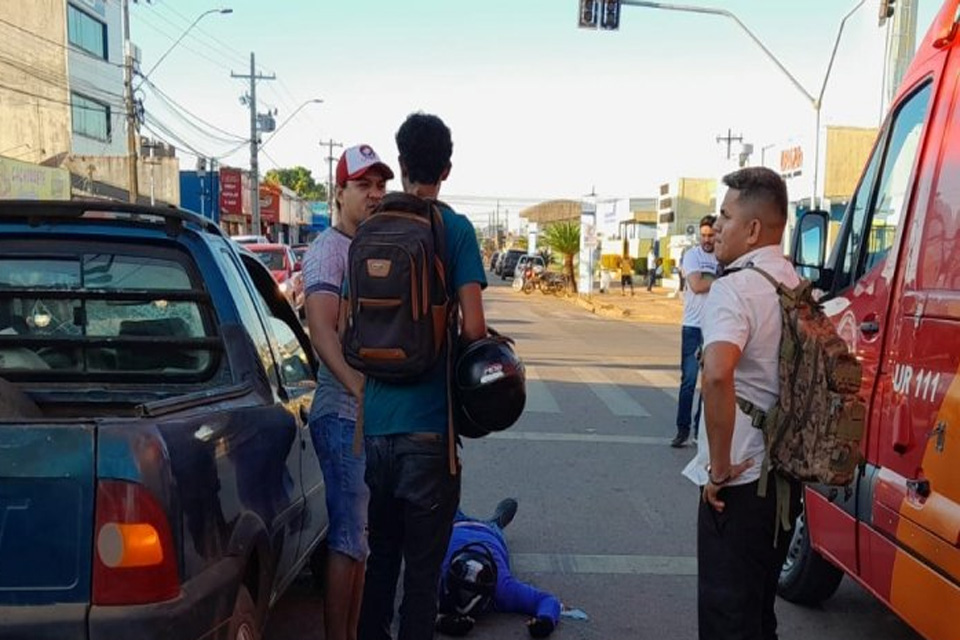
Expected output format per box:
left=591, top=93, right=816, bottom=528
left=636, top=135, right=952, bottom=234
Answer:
left=860, top=321, right=880, bottom=335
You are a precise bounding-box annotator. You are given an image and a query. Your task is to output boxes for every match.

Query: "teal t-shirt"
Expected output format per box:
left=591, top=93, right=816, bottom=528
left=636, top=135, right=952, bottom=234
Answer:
left=363, top=205, right=487, bottom=436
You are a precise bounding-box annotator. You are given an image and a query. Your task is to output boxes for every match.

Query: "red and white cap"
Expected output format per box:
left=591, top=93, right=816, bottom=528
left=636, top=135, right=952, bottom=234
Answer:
left=336, top=144, right=394, bottom=187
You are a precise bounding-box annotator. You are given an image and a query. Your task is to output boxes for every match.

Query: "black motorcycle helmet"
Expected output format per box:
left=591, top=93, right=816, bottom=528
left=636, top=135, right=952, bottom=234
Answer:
left=453, top=329, right=526, bottom=438
left=440, top=542, right=498, bottom=616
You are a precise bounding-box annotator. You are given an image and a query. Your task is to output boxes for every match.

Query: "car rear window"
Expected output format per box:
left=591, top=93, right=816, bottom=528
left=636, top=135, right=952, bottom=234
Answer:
left=252, top=249, right=285, bottom=271
left=0, top=241, right=221, bottom=383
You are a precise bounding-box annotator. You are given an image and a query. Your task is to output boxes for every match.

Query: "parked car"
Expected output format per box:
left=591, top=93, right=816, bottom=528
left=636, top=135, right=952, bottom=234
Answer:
left=778, top=5, right=960, bottom=639
left=493, top=252, right=507, bottom=276
left=231, top=234, right=270, bottom=245
left=499, top=249, right=527, bottom=280
left=515, top=254, right=545, bottom=275
left=0, top=200, right=327, bottom=640
left=291, top=243, right=310, bottom=269
left=247, top=243, right=305, bottom=315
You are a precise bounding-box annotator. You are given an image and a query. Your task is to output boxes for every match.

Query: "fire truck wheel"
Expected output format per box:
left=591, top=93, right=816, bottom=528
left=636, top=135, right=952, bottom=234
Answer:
left=777, top=511, right=844, bottom=605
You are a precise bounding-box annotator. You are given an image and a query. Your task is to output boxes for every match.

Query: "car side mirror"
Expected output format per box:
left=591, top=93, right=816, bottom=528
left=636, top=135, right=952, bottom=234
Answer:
left=293, top=261, right=302, bottom=272
left=792, top=209, right=830, bottom=285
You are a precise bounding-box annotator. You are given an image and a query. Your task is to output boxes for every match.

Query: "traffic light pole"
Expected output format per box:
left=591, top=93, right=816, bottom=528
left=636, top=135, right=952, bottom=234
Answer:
left=622, top=0, right=865, bottom=209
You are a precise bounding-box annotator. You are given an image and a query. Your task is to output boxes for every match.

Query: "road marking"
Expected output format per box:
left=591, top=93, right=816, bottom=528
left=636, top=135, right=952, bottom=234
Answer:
left=488, top=431, right=671, bottom=445
left=512, top=553, right=697, bottom=576
left=635, top=368, right=680, bottom=401
left=573, top=367, right=651, bottom=417
left=523, top=365, right=561, bottom=413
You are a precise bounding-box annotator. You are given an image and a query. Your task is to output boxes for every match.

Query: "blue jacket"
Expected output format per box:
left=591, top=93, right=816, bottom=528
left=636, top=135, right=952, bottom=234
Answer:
left=441, top=521, right=561, bottom=625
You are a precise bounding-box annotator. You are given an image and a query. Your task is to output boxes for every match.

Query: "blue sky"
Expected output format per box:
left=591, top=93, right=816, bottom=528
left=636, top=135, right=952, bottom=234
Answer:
left=131, top=0, right=940, bottom=224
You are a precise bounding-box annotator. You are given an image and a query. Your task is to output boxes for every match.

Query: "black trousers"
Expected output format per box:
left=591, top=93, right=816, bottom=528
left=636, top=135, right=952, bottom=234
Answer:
left=358, top=434, right=461, bottom=640
left=697, top=478, right=801, bottom=640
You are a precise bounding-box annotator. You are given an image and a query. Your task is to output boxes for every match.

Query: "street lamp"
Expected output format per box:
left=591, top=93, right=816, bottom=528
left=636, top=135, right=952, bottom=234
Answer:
left=260, top=99, right=324, bottom=150
left=621, top=0, right=866, bottom=209
left=138, top=8, right=233, bottom=85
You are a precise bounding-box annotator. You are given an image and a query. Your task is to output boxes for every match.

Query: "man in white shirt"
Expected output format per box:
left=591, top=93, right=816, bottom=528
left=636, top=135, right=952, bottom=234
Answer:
left=681, top=167, right=802, bottom=640
left=670, top=215, right=718, bottom=447
left=646, top=247, right=657, bottom=290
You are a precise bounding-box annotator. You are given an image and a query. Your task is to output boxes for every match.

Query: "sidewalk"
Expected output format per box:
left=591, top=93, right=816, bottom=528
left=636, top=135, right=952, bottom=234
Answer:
left=568, top=285, right=684, bottom=325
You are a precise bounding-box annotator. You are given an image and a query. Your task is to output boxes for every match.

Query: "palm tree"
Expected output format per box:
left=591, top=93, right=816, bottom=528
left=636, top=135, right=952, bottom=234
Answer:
left=541, top=221, right=580, bottom=293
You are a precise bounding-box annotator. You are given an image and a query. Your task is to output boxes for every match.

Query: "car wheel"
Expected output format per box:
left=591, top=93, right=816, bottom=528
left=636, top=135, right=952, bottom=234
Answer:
left=777, top=511, right=844, bottom=605
left=228, top=584, right=260, bottom=640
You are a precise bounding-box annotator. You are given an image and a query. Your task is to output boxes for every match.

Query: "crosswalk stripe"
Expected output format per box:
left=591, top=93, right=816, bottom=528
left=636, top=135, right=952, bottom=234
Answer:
left=573, top=367, right=651, bottom=417
left=488, top=431, right=670, bottom=445
left=523, top=365, right=561, bottom=414
left=636, top=368, right=680, bottom=401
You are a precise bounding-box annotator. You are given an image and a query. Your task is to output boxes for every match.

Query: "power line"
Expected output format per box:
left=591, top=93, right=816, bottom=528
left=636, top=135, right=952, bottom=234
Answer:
left=134, top=17, right=234, bottom=73
left=0, top=81, right=124, bottom=112
left=138, top=76, right=246, bottom=142
left=143, top=113, right=216, bottom=159
left=0, top=53, right=124, bottom=105
left=260, top=148, right=281, bottom=169
left=138, top=4, right=247, bottom=72
left=153, top=1, right=251, bottom=69
left=0, top=17, right=124, bottom=68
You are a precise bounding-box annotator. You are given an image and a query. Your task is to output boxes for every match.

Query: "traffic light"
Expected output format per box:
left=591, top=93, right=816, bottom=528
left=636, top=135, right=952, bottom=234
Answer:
left=579, top=0, right=598, bottom=29
left=878, top=0, right=896, bottom=27
left=600, top=0, right=621, bottom=31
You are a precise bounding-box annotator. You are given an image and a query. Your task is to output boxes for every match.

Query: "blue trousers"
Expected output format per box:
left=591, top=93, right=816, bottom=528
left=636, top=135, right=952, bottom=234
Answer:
left=676, top=325, right=703, bottom=436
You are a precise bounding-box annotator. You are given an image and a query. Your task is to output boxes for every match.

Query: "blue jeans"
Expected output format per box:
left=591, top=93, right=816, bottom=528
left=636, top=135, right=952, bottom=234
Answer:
left=309, top=413, right=369, bottom=561
left=358, top=434, right=460, bottom=640
left=676, top=325, right=703, bottom=437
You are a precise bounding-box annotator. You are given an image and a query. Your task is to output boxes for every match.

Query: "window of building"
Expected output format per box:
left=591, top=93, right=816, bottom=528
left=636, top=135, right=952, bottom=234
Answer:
left=71, top=93, right=111, bottom=141
left=67, top=4, right=107, bottom=59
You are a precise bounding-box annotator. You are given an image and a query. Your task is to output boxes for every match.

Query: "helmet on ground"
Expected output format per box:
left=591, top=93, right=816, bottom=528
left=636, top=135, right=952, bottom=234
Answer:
left=440, top=542, right=498, bottom=616
left=453, top=330, right=526, bottom=438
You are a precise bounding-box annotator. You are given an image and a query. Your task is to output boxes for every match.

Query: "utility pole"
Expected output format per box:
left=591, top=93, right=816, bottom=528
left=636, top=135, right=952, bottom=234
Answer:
left=122, top=0, right=139, bottom=203
left=231, top=53, right=275, bottom=236
left=716, top=128, right=743, bottom=160
left=141, top=139, right=160, bottom=205
left=320, top=138, right=343, bottom=225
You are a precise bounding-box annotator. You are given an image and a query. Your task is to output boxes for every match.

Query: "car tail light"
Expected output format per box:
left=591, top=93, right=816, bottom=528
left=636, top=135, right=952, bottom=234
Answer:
left=92, top=480, right=179, bottom=605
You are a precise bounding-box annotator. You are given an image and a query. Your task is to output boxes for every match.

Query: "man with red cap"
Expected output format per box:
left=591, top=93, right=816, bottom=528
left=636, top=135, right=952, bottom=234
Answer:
left=303, top=143, right=393, bottom=640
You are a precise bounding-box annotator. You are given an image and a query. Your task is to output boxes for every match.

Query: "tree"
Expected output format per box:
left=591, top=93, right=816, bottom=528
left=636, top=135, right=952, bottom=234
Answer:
left=264, top=166, right=327, bottom=201
left=541, top=221, right=580, bottom=293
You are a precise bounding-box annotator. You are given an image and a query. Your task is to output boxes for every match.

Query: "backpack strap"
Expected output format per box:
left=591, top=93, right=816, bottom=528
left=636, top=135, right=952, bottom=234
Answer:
left=738, top=265, right=796, bottom=543
left=429, top=199, right=459, bottom=476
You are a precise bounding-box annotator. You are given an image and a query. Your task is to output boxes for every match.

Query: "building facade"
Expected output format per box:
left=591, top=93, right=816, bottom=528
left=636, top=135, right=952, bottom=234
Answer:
left=0, top=0, right=178, bottom=204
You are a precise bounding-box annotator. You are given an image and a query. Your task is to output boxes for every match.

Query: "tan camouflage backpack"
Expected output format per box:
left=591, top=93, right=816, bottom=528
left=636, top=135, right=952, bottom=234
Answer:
left=736, top=267, right=866, bottom=504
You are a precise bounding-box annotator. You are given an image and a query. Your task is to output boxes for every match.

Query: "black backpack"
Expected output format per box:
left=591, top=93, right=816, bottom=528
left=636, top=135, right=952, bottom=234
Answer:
left=343, top=192, right=454, bottom=382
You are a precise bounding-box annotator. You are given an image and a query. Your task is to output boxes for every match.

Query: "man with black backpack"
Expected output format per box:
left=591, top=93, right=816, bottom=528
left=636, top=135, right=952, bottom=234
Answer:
left=681, top=167, right=802, bottom=640
left=356, top=113, right=488, bottom=640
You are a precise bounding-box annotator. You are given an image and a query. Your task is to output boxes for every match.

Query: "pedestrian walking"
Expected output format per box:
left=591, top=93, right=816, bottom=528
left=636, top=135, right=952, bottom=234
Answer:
left=682, top=167, right=802, bottom=640
left=647, top=258, right=664, bottom=291
left=670, top=215, right=718, bottom=448
left=358, top=113, right=488, bottom=640
left=303, top=144, right=393, bottom=640
left=619, top=255, right=634, bottom=296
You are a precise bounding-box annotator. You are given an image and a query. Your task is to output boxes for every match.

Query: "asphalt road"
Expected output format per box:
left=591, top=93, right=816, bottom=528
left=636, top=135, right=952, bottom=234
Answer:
left=265, top=277, right=922, bottom=640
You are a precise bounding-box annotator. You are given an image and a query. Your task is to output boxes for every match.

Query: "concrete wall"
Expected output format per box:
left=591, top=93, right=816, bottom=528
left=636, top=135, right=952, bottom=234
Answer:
left=0, top=1, right=72, bottom=164
left=67, top=0, right=126, bottom=156
left=64, top=154, right=180, bottom=204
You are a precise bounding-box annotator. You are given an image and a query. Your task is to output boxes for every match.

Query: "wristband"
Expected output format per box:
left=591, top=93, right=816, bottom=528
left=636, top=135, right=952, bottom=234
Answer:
left=706, top=464, right=730, bottom=486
